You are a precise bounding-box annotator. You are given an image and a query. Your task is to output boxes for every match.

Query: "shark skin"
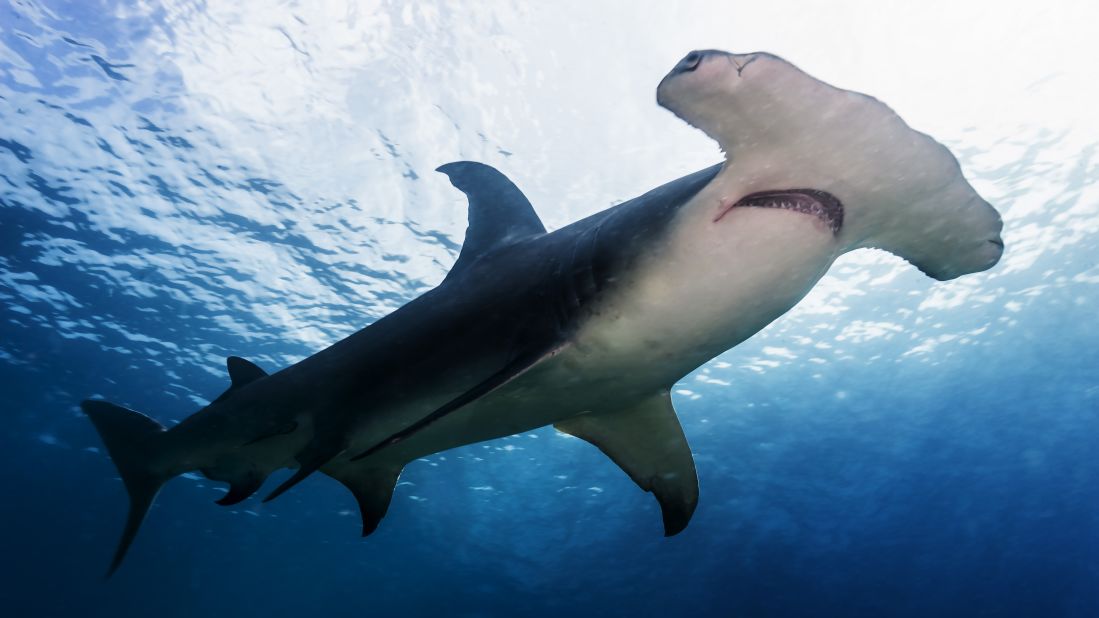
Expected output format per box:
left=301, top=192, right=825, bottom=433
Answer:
left=82, top=49, right=1004, bottom=575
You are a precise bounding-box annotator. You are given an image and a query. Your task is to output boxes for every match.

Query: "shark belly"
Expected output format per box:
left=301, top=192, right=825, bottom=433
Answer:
left=366, top=175, right=842, bottom=465
left=345, top=350, right=629, bottom=464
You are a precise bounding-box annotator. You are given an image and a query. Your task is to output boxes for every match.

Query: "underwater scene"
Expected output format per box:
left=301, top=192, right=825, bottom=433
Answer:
left=1, top=1, right=1097, bottom=616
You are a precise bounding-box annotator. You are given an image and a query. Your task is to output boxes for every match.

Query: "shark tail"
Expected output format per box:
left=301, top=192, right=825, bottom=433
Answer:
left=81, top=400, right=172, bottom=577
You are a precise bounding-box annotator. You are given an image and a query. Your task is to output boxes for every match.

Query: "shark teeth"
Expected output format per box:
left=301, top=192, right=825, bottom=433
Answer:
left=733, top=189, right=844, bottom=234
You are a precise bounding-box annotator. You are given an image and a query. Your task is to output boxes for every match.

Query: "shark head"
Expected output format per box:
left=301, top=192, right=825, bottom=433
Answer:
left=656, top=50, right=1003, bottom=281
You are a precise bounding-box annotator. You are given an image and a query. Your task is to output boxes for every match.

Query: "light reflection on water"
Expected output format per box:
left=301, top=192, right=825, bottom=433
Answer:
left=1, top=1, right=1097, bottom=616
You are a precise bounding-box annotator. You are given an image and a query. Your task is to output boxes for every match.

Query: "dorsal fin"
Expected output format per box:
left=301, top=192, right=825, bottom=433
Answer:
left=436, top=161, right=545, bottom=271
left=212, top=356, right=269, bottom=404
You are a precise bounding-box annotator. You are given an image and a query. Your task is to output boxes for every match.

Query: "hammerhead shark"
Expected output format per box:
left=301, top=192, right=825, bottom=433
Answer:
left=83, top=49, right=1004, bottom=575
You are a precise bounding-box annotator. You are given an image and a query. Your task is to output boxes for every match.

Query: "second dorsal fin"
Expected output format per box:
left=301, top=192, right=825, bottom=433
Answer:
left=436, top=161, right=545, bottom=271
left=227, top=356, right=267, bottom=387
left=212, top=356, right=269, bottom=404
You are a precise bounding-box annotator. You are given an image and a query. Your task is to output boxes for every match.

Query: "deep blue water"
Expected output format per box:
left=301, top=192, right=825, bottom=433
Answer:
left=2, top=2, right=1098, bottom=617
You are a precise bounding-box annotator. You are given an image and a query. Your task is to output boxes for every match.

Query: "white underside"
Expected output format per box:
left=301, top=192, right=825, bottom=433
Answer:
left=351, top=166, right=842, bottom=465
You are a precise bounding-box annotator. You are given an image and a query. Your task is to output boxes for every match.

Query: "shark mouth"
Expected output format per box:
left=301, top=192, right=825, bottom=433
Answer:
left=715, top=189, right=844, bottom=234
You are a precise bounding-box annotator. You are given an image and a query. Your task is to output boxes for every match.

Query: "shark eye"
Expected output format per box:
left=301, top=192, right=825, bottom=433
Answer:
left=673, top=50, right=704, bottom=75
left=680, top=51, right=702, bottom=72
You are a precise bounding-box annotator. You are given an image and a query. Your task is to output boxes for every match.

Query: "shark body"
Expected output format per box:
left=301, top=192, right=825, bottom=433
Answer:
left=83, top=50, right=1004, bottom=575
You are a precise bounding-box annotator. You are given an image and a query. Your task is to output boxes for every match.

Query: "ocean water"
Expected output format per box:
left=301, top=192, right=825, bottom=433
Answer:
left=2, top=1, right=1097, bottom=616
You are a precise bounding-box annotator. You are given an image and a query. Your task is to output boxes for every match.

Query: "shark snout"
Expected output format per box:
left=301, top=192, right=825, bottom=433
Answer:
left=983, top=210, right=1005, bottom=267
left=982, top=235, right=1005, bottom=269
left=945, top=207, right=1005, bottom=278
left=987, top=237, right=1005, bottom=263
left=924, top=223, right=1005, bottom=281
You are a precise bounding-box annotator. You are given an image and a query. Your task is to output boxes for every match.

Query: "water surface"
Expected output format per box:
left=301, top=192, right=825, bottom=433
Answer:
left=1, top=1, right=1097, bottom=616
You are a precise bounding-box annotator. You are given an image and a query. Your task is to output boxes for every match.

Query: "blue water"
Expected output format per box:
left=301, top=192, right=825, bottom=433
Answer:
left=2, top=2, right=1098, bottom=616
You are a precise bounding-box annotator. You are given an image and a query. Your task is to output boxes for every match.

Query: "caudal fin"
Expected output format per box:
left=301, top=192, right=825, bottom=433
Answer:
left=81, top=400, right=170, bottom=577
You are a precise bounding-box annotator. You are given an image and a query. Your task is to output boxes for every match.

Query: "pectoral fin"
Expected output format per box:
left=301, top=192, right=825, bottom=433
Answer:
left=324, top=463, right=404, bottom=536
left=555, top=392, right=698, bottom=536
